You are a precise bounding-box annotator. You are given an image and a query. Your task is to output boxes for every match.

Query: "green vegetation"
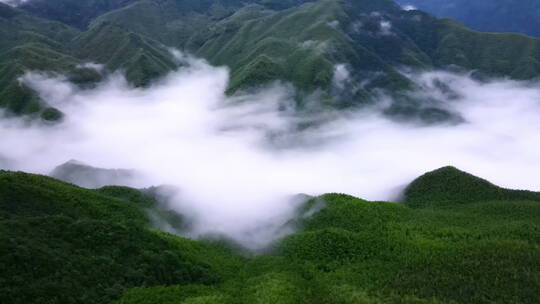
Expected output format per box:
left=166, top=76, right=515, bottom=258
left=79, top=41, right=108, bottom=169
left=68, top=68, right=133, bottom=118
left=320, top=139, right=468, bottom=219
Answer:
left=4, top=0, right=540, bottom=120
left=0, top=171, right=242, bottom=304
left=1, top=167, right=539, bottom=303
left=400, top=16, right=540, bottom=80
left=40, top=107, right=63, bottom=121
left=403, top=166, right=540, bottom=208
left=194, top=1, right=345, bottom=93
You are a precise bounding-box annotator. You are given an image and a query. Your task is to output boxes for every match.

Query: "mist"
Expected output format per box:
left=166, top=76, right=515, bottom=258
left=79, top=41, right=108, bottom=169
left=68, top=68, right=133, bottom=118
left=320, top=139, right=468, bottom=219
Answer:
left=0, top=0, right=27, bottom=6
left=2, top=54, right=540, bottom=249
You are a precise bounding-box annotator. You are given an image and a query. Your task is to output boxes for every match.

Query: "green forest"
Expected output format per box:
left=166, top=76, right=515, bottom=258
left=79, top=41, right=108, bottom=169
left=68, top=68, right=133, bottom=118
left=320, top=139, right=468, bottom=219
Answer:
left=1, top=167, right=539, bottom=304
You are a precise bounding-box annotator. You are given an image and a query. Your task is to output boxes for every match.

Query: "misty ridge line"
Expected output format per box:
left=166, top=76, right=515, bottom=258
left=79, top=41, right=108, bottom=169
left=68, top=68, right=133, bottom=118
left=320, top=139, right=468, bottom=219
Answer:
left=1, top=51, right=540, bottom=248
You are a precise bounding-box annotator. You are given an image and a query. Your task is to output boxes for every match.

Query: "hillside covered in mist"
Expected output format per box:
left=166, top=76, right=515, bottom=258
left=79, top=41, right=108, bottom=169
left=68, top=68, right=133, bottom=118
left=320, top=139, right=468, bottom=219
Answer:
left=2, top=168, right=540, bottom=304
left=3, top=0, right=540, bottom=122
left=1, top=0, right=540, bottom=303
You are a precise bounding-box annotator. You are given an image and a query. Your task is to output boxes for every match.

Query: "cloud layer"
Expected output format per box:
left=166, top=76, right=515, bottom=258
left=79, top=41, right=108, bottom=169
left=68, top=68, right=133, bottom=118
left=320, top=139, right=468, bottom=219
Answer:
left=0, top=0, right=27, bottom=6
left=2, top=55, right=540, bottom=248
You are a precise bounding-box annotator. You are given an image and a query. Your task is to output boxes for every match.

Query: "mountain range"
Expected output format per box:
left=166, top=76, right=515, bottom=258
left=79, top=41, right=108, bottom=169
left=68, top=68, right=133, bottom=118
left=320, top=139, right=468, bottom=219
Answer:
left=2, top=0, right=540, bottom=122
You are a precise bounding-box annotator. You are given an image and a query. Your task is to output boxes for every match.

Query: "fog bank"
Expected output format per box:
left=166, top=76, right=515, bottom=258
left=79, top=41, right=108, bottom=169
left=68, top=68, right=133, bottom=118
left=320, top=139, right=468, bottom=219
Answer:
left=2, top=55, right=540, bottom=248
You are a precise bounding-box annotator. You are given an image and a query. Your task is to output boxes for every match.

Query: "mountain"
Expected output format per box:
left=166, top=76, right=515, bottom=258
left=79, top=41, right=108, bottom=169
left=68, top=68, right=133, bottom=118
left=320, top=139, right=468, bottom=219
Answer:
left=0, top=2, right=178, bottom=119
left=67, top=0, right=540, bottom=104
left=2, top=168, right=539, bottom=303
left=0, top=170, right=235, bottom=304
left=0, top=3, right=98, bottom=118
left=2, top=0, right=540, bottom=122
left=395, top=0, right=540, bottom=38
left=403, top=166, right=540, bottom=208
left=50, top=160, right=142, bottom=189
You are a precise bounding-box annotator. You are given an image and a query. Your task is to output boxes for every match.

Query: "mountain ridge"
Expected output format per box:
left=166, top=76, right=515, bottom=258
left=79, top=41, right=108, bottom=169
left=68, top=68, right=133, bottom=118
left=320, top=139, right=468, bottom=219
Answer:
left=2, top=0, right=540, bottom=122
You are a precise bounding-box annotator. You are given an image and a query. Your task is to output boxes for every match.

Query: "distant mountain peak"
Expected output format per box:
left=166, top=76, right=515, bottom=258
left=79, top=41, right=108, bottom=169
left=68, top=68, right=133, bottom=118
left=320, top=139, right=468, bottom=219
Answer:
left=403, top=166, right=540, bottom=208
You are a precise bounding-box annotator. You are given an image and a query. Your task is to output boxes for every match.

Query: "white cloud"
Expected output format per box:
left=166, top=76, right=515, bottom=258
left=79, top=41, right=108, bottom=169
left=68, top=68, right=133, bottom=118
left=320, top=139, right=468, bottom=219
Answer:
left=380, top=20, right=393, bottom=35
left=76, top=62, right=105, bottom=72
left=327, top=20, right=339, bottom=29
left=333, top=64, right=350, bottom=89
left=350, top=21, right=363, bottom=33
left=402, top=4, right=417, bottom=11
left=298, top=40, right=317, bottom=49
left=2, top=56, right=540, bottom=249
left=0, top=0, right=27, bottom=6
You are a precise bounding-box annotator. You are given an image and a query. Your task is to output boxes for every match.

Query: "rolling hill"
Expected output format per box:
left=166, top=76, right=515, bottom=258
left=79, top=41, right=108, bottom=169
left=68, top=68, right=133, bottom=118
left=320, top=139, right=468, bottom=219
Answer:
left=1, top=168, right=539, bottom=303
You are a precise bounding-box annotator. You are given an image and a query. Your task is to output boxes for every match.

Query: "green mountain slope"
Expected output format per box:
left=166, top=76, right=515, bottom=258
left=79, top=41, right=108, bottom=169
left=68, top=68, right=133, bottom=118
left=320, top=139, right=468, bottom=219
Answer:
left=71, top=20, right=178, bottom=87
left=195, top=1, right=347, bottom=94
left=4, top=0, right=540, bottom=121
left=397, top=15, right=540, bottom=80
left=0, top=171, right=242, bottom=304
left=0, top=3, right=99, bottom=118
left=278, top=194, right=540, bottom=303
left=0, top=2, right=181, bottom=118
left=114, top=169, right=540, bottom=304
left=55, top=0, right=540, bottom=114
left=2, top=168, right=539, bottom=304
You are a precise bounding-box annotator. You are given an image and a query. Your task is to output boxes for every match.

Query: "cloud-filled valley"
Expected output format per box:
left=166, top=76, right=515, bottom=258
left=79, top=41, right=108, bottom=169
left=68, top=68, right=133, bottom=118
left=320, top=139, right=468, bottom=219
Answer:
left=2, top=54, right=540, bottom=248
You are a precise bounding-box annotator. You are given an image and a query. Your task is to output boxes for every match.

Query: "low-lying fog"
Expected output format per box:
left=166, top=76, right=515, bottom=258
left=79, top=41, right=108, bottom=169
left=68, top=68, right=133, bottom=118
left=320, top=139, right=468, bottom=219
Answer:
left=2, top=54, right=540, bottom=249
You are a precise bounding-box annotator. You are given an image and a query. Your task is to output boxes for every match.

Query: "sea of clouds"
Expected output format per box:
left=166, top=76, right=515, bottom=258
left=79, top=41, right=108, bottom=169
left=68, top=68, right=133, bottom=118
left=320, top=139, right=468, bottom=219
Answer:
left=2, top=54, right=540, bottom=249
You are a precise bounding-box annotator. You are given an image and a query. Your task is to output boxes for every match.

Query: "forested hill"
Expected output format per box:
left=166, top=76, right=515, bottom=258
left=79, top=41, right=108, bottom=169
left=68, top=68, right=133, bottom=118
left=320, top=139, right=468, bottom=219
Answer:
left=1, top=167, right=540, bottom=303
left=2, top=0, right=540, bottom=122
